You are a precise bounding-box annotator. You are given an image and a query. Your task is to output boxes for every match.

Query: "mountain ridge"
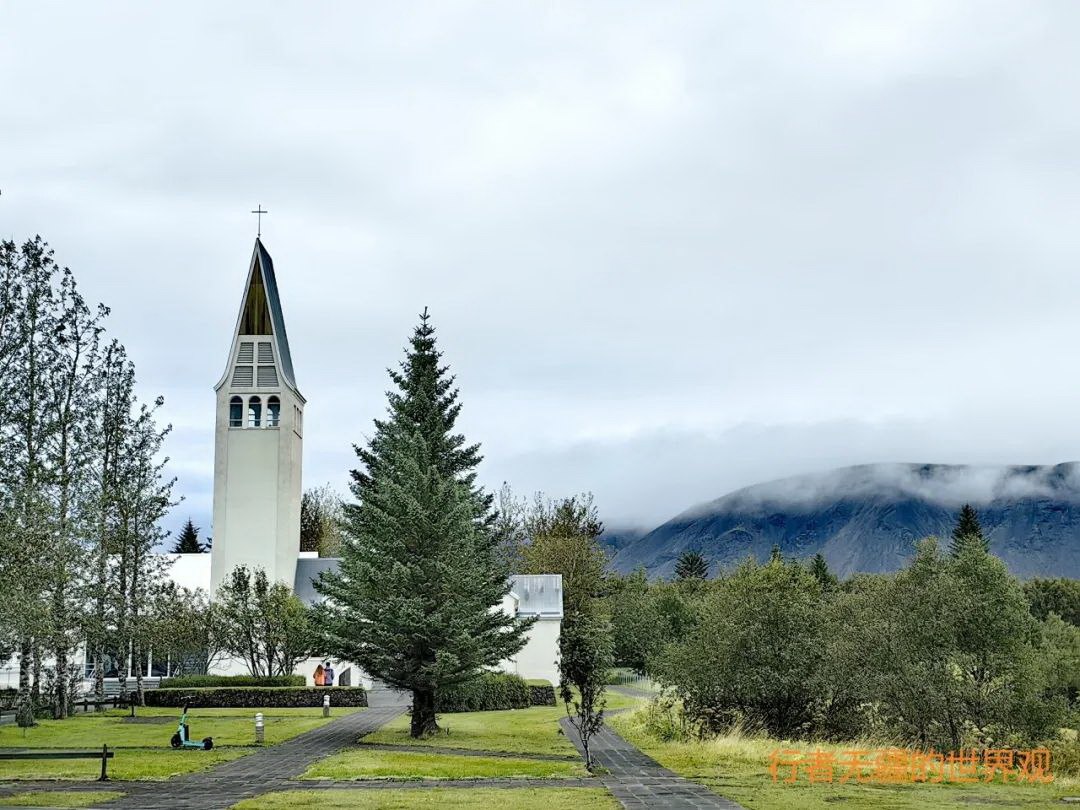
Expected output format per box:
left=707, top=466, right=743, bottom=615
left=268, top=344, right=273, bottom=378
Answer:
left=608, top=462, right=1080, bottom=580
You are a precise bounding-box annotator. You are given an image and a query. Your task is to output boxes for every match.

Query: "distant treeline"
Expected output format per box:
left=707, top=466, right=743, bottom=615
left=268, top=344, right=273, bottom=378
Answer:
left=606, top=508, right=1080, bottom=758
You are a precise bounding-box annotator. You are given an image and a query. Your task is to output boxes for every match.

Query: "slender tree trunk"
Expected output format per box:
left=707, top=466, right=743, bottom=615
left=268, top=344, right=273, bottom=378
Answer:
left=410, top=688, right=439, bottom=738
left=30, top=643, right=41, bottom=703
left=115, top=517, right=130, bottom=703
left=53, top=586, right=68, bottom=719
left=17, top=638, right=31, bottom=695
left=92, top=537, right=108, bottom=707
left=93, top=648, right=105, bottom=708
left=133, top=640, right=144, bottom=707
left=131, top=539, right=143, bottom=707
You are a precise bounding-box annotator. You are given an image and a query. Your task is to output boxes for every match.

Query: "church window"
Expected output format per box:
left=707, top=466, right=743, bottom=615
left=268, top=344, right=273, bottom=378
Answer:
left=258, top=342, right=274, bottom=363
left=268, top=396, right=281, bottom=427
left=248, top=396, right=262, bottom=428
left=232, top=366, right=253, bottom=387
left=258, top=366, right=278, bottom=387
left=229, top=396, right=243, bottom=427
left=238, top=342, right=254, bottom=363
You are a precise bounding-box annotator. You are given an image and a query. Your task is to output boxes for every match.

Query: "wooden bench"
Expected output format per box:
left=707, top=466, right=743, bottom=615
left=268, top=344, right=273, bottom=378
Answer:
left=73, top=696, right=128, bottom=713
left=0, top=745, right=114, bottom=780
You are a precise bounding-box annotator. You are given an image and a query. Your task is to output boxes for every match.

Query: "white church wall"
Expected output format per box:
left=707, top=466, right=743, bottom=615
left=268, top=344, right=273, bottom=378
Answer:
left=166, top=553, right=212, bottom=593
left=499, top=617, right=561, bottom=685
left=211, top=426, right=297, bottom=591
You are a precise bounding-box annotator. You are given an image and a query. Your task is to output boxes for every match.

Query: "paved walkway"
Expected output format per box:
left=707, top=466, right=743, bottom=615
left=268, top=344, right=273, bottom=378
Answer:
left=560, top=713, right=746, bottom=810
left=109, top=705, right=405, bottom=810
left=0, top=684, right=747, bottom=810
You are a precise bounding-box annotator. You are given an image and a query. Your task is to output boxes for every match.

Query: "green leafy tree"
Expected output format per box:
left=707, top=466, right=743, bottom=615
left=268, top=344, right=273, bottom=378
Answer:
left=299, top=484, right=345, bottom=557
left=840, top=538, right=1060, bottom=750
left=146, top=583, right=222, bottom=676
left=559, top=610, right=614, bottom=770
left=674, top=549, right=709, bottom=582
left=654, top=555, right=825, bottom=737
left=214, top=566, right=312, bottom=677
left=316, top=311, right=531, bottom=737
left=491, top=482, right=529, bottom=571
left=950, top=503, right=988, bottom=555
left=1024, top=578, right=1080, bottom=627
left=609, top=568, right=663, bottom=673
left=171, top=519, right=206, bottom=553
left=521, top=493, right=608, bottom=616
left=1037, top=613, right=1080, bottom=702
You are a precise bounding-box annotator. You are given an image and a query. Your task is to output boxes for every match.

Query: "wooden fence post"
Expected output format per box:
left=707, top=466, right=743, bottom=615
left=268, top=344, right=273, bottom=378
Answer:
left=99, top=744, right=109, bottom=781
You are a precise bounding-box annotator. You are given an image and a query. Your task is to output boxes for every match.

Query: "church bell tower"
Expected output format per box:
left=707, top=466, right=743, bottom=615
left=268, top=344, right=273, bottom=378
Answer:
left=210, top=239, right=304, bottom=593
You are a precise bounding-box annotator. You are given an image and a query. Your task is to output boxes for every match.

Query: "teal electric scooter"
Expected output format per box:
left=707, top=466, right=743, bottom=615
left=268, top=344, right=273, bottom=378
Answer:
left=170, top=703, right=214, bottom=750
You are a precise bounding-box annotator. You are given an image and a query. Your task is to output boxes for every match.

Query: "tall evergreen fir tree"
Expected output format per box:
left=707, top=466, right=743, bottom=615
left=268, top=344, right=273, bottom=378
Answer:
left=808, top=553, right=837, bottom=590
left=316, top=310, right=532, bottom=737
left=350, top=308, right=491, bottom=524
left=172, top=519, right=205, bottom=553
left=950, top=503, right=988, bottom=556
left=674, top=549, right=710, bottom=582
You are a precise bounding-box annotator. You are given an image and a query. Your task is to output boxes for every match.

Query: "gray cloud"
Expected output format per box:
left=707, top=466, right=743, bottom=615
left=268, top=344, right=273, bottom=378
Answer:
left=3, top=1, right=1080, bottom=540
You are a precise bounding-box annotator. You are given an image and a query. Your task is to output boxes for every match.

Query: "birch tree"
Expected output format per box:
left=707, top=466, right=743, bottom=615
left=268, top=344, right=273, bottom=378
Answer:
left=0, top=237, right=62, bottom=698
left=43, top=270, right=106, bottom=717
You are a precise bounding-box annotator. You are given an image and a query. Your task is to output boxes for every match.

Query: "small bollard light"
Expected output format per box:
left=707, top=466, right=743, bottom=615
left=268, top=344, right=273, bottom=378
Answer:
left=255, top=712, right=264, bottom=744
left=323, top=694, right=330, bottom=718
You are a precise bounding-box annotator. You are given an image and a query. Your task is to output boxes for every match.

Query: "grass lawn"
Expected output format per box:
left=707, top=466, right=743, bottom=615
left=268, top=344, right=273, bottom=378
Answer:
left=0, top=707, right=357, bottom=780
left=0, top=748, right=249, bottom=781
left=0, top=791, right=125, bottom=807
left=362, top=705, right=578, bottom=758
left=304, top=749, right=588, bottom=780
left=359, top=687, right=643, bottom=762
left=601, top=688, right=646, bottom=712
left=0, top=707, right=362, bottom=749
left=232, top=787, right=618, bottom=809
left=610, top=708, right=1080, bottom=810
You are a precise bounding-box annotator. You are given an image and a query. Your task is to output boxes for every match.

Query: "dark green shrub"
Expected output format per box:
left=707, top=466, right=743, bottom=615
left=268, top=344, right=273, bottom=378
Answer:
left=435, top=673, right=532, bottom=712
left=528, top=684, right=555, bottom=706
left=145, top=686, right=367, bottom=708
left=160, top=674, right=305, bottom=689
left=1050, top=736, right=1080, bottom=777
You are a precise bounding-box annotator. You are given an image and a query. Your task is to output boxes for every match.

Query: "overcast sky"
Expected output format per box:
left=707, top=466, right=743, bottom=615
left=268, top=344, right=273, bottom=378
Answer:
left=4, top=1, right=1080, bottom=540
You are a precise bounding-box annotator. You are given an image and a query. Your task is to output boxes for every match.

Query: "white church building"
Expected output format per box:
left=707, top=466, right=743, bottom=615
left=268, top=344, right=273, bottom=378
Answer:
left=0, top=239, right=563, bottom=691
left=183, top=238, right=563, bottom=686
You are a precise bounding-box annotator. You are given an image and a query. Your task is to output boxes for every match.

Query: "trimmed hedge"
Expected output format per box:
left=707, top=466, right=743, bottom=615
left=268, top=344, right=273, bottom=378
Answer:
left=434, top=673, right=554, bottom=712
left=529, top=684, right=556, bottom=706
left=436, top=673, right=530, bottom=712
left=145, top=686, right=367, bottom=709
left=160, top=674, right=305, bottom=689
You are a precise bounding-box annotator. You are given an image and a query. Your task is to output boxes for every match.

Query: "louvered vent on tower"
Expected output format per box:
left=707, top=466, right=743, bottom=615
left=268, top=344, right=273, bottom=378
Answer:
left=232, top=366, right=254, bottom=387
left=238, top=342, right=254, bottom=363
left=258, top=342, right=274, bottom=363
left=258, top=366, right=278, bottom=387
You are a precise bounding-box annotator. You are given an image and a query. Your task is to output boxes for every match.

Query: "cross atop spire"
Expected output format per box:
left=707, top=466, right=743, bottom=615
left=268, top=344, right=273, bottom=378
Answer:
left=251, top=205, right=268, bottom=238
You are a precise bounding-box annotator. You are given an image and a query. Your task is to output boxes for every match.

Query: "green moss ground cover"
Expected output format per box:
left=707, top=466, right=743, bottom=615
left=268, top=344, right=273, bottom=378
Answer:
left=0, top=791, right=125, bottom=807
left=304, top=749, right=588, bottom=780
left=233, top=787, right=618, bottom=809
left=610, top=707, right=1079, bottom=810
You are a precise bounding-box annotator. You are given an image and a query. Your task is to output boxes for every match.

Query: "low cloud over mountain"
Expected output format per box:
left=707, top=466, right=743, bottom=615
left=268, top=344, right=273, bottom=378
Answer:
left=609, top=463, right=1080, bottom=580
